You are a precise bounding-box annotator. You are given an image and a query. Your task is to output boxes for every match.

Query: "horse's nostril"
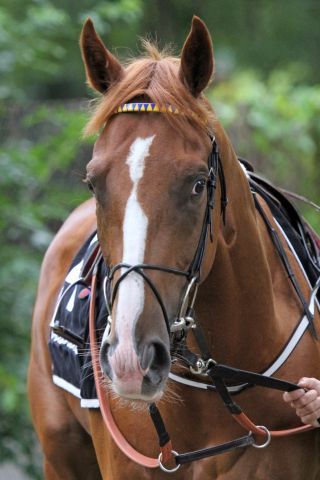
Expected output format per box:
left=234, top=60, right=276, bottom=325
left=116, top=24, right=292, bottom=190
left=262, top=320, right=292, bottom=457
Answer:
left=140, top=341, right=170, bottom=387
left=99, top=341, right=113, bottom=379
left=140, top=343, right=156, bottom=371
left=146, top=369, right=162, bottom=386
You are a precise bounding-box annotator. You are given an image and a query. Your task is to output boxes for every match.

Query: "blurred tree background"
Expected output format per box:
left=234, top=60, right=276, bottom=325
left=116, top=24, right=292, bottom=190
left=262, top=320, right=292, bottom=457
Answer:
left=0, top=0, right=319, bottom=477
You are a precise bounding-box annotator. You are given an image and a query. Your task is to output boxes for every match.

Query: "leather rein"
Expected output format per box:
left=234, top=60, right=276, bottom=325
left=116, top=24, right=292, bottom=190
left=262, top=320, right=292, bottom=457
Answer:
left=88, top=103, right=318, bottom=473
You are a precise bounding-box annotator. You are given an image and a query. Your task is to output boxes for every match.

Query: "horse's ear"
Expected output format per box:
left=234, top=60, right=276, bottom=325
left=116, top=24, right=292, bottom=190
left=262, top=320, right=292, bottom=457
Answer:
left=80, top=18, right=124, bottom=94
left=179, top=16, right=214, bottom=97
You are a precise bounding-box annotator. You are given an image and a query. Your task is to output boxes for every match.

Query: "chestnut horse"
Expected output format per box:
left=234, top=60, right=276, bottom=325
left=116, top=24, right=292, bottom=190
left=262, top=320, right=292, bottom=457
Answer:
left=28, top=16, right=320, bottom=479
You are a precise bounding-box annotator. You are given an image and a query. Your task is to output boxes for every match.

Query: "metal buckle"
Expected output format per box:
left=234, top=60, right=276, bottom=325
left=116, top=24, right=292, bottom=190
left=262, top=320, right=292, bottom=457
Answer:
left=158, top=450, right=180, bottom=473
left=184, top=314, right=196, bottom=329
left=190, top=358, right=216, bottom=375
left=170, top=317, right=187, bottom=333
left=170, top=315, right=196, bottom=333
left=190, top=358, right=207, bottom=375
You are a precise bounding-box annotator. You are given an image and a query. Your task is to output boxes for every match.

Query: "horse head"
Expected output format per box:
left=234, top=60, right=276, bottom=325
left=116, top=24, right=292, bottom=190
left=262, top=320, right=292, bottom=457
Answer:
left=81, top=17, right=223, bottom=402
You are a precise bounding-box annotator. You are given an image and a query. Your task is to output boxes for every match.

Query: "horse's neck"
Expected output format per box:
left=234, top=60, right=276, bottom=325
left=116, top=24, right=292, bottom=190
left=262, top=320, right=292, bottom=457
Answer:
left=198, top=125, right=289, bottom=371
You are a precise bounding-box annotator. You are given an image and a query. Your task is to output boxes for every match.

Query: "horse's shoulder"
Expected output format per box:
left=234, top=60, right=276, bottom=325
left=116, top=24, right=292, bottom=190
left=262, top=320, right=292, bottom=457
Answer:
left=42, top=198, right=96, bottom=278
left=33, top=199, right=96, bottom=328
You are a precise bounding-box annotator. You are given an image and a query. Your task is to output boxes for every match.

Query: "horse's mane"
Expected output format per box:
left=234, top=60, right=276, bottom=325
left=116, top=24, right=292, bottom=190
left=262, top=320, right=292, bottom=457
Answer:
left=84, top=40, right=216, bottom=137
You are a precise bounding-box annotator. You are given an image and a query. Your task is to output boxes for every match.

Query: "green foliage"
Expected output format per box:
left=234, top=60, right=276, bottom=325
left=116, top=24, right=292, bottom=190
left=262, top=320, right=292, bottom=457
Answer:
left=0, top=0, right=142, bottom=101
left=142, top=0, right=320, bottom=83
left=1, top=0, right=320, bottom=102
left=0, top=103, right=93, bottom=477
left=209, top=70, right=320, bottom=230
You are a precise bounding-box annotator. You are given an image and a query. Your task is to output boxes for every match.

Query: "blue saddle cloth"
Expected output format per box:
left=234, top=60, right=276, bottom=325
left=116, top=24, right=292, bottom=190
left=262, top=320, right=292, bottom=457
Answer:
left=49, top=233, right=108, bottom=407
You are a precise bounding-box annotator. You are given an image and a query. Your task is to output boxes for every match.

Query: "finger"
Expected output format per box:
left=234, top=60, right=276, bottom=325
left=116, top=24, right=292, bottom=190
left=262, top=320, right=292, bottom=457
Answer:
left=283, top=389, right=305, bottom=403
left=300, top=407, right=320, bottom=427
left=296, top=397, right=320, bottom=417
left=298, top=378, right=320, bottom=395
left=314, top=419, right=320, bottom=428
left=291, top=389, right=318, bottom=408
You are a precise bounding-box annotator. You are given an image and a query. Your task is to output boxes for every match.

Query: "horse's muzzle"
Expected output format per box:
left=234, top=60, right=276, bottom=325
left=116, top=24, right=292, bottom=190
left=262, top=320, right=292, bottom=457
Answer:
left=100, top=338, right=170, bottom=401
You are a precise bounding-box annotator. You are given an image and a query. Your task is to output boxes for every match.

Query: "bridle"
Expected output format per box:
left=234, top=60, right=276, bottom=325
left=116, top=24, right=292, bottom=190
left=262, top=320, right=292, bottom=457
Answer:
left=89, top=102, right=318, bottom=473
left=102, top=111, right=227, bottom=341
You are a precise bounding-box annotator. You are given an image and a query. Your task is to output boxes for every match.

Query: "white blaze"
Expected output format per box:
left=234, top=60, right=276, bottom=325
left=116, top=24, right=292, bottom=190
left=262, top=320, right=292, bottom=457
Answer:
left=112, top=136, right=155, bottom=358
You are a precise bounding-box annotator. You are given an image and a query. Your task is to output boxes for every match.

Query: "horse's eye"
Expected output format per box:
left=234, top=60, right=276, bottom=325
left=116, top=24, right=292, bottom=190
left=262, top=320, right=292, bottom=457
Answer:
left=191, top=179, right=206, bottom=196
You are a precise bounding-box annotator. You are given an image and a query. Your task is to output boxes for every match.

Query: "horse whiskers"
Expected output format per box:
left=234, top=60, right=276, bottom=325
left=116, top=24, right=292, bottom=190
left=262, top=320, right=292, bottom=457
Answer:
left=78, top=345, right=101, bottom=357
left=94, top=369, right=184, bottom=411
left=97, top=377, right=146, bottom=412
left=81, top=351, right=188, bottom=402
left=81, top=361, right=93, bottom=371
left=78, top=344, right=103, bottom=354
left=81, top=371, right=94, bottom=382
left=170, top=355, right=191, bottom=373
left=93, top=327, right=108, bottom=334
left=161, top=383, right=184, bottom=407
left=79, top=342, right=185, bottom=407
left=108, top=393, right=151, bottom=413
left=170, top=345, right=199, bottom=357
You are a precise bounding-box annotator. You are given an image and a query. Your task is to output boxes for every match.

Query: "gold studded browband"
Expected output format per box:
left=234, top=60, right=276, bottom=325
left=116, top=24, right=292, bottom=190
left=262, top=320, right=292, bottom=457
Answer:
left=115, top=102, right=180, bottom=114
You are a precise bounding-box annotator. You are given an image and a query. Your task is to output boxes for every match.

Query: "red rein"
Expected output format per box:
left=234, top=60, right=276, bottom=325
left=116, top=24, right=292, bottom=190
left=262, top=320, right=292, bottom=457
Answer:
left=233, top=412, right=313, bottom=438
left=89, top=273, right=164, bottom=468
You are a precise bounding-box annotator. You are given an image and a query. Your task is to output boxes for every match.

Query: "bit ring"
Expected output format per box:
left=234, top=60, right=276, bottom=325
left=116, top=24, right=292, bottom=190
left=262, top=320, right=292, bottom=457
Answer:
left=158, top=450, right=180, bottom=473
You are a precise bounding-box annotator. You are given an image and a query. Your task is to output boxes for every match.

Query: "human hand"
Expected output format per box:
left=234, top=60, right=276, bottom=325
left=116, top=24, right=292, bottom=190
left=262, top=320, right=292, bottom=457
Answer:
left=283, top=377, right=320, bottom=428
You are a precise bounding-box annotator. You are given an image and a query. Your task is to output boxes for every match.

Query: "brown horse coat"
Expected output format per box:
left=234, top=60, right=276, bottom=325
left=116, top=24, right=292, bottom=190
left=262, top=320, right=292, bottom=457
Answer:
left=28, top=16, right=320, bottom=479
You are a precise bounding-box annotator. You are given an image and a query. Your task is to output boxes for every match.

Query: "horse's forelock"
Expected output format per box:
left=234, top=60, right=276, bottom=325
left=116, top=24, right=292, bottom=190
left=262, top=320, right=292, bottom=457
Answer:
left=83, top=41, right=216, bottom=138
